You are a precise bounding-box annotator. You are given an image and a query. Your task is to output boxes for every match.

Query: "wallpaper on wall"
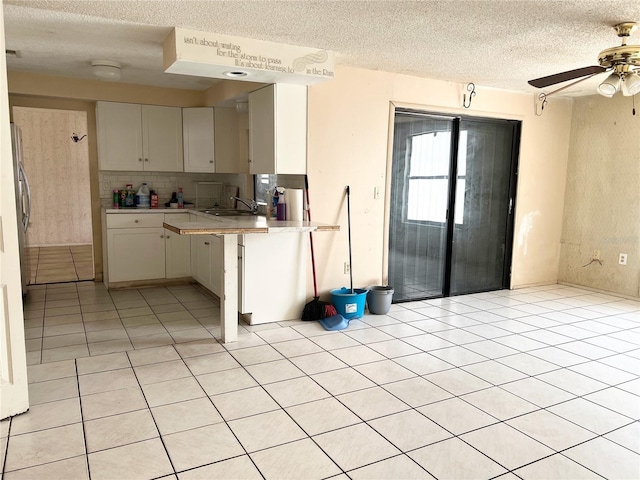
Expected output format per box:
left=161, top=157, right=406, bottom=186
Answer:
left=13, top=106, right=93, bottom=246
left=558, top=94, right=640, bottom=297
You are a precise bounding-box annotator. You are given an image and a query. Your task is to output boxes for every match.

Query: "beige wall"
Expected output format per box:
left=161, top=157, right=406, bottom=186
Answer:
left=558, top=94, right=640, bottom=297
left=8, top=67, right=574, bottom=298
left=307, top=65, right=574, bottom=297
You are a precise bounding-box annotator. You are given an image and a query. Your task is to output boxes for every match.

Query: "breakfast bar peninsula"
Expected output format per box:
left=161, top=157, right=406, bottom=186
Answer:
left=163, top=214, right=338, bottom=343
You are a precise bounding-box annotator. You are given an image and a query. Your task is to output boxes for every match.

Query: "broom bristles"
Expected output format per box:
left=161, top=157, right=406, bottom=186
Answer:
left=324, top=304, right=337, bottom=316
left=302, top=297, right=336, bottom=321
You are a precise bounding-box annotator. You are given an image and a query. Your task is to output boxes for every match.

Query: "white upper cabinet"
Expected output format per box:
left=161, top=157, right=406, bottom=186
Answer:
left=248, top=84, right=307, bottom=174
left=183, top=107, right=215, bottom=173
left=214, top=107, right=246, bottom=173
left=96, top=102, right=143, bottom=171
left=97, top=101, right=184, bottom=172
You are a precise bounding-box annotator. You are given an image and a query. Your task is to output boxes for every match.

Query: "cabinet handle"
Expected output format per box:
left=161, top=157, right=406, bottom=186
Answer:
left=209, top=160, right=214, bottom=164
left=160, top=234, right=164, bottom=238
left=204, top=241, right=210, bottom=245
left=166, top=235, right=170, bottom=239
left=134, top=219, right=139, bottom=223
left=144, top=158, right=149, bottom=162
left=138, top=158, right=142, bottom=162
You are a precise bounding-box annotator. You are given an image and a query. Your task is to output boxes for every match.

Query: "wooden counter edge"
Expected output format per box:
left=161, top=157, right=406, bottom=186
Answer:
left=163, top=223, right=269, bottom=234
left=163, top=222, right=340, bottom=235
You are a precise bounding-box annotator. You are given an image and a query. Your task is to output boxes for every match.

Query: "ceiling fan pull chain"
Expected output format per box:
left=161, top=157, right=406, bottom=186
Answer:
left=633, top=94, right=636, bottom=116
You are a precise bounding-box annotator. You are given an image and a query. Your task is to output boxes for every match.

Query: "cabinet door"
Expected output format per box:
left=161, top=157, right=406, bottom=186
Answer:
left=165, top=214, right=191, bottom=278
left=192, top=235, right=212, bottom=289
left=274, top=84, right=307, bottom=174
left=107, top=227, right=165, bottom=282
left=183, top=107, right=215, bottom=173
left=248, top=85, right=276, bottom=174
left=142, top=105, right=184, bottom=172
left=96, top=102, right=143, bottom=171
left=214, top=107, right=245, bottom=173
left=248, top=84, right=307, bottom=174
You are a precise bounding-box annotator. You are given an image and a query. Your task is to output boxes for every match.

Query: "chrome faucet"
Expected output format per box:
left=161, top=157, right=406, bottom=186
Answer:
left=231, top=196, right=259, bottom=214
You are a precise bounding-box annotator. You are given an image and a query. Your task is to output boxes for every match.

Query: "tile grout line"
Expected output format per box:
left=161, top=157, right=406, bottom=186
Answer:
left=169, top=343, right=268, bottom=480
left=74, top=357, right=92, bottom=480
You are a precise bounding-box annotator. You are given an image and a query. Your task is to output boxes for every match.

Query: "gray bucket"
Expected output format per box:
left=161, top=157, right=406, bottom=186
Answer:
left=367, top=286, right=394, bottom=314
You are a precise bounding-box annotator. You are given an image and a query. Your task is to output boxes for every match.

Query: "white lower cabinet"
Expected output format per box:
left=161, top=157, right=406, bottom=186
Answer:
left=164, top=213, right=191, bottom=278
left=104, top=212, right=190, bottom=286
left=191, top=234, right=222, bottom=297
left=106, top=226, right=166, bottom=282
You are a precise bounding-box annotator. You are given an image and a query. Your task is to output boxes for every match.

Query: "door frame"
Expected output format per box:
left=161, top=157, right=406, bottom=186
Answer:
left=384, top=106, right=521, bottom=301
left=1, top=6, right=29, bottom=420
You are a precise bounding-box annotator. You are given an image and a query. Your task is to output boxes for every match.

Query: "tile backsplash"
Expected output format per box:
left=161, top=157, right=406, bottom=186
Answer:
left=98, top=171, right=248, bottom=208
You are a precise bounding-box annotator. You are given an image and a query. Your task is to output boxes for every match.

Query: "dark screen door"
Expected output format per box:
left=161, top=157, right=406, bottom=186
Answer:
left=388, top=110, right=519, bottom=301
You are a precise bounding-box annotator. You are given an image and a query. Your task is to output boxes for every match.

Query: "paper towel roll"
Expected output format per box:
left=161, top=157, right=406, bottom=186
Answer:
left=286, top=188, right=304, bottom=221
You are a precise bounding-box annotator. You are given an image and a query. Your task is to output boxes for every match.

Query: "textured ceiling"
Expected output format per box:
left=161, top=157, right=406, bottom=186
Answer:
left=4, top=1, right=640, bottom=96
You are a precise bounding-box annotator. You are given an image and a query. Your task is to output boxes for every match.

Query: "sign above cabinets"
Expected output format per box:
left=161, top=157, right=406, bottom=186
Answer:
left=163, top=27, right=335, bottom=85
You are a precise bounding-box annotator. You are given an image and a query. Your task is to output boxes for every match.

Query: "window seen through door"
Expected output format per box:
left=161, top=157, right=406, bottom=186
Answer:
left=406, top=130, right=467, bottom=224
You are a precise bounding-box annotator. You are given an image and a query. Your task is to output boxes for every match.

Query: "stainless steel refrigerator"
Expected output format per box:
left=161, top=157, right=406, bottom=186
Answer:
left=10, top=123, right=31, bottom=296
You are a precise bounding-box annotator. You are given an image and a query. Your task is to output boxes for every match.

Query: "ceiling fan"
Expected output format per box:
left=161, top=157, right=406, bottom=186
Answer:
left=528, top=22, right=640, bottom=97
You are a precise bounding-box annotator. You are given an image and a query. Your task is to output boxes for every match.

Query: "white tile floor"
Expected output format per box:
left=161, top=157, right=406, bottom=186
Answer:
left=1, top=282, right=639, bottom=479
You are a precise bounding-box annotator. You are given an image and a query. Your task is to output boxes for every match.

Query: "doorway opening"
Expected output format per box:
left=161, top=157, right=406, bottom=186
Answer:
left=388, top=109, right=520, bottom=302
left=13, top=107, right=94, bottom=284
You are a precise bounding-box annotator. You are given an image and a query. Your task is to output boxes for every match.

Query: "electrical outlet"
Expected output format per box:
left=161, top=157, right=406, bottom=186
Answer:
left=619, top=253, right=628, bottom=265
left=344, top=262, right=350, bottom=274
left=592, top=250, right=600, bottom=260
left=374, top=187, right=381, bottom=200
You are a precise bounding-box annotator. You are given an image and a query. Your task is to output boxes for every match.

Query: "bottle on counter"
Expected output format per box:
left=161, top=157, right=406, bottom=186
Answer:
left=169, top=191, right=178, bottom=208
left=177, top=187, right=184, bottom=209
left=150, top=190, right=159, bottom=209
left=112, top=189, right=120, bottom=208
left=276, top=187, right=286, bottom=220
left=125, top=183, right=135, bottom=208
left=136, top=182, right=150, bottom=209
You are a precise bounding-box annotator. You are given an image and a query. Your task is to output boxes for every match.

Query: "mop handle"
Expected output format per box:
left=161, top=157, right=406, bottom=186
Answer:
left=346, top=185, right=353, bottom=294
left=305, top=175, right=319, bottom=298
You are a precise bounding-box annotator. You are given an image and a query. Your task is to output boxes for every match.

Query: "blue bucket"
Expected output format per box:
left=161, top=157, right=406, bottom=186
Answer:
left=330, top=288, right=368, bottom=319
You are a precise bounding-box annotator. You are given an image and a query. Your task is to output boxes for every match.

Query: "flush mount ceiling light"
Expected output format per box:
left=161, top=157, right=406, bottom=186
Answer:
left=223, top=70, right=249, bottom=78
left=91, top=60, right=122, bottom=81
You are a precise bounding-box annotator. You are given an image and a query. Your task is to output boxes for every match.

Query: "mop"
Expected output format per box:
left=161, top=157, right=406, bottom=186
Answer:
left=319, top=186, right=356, bottom=331
left=301, top=175, right=338, bottom=320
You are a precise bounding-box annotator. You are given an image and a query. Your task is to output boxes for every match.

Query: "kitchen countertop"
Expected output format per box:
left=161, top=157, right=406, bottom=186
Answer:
left=104, top=208, right=192, bottom=213
left=104, top=207, right=339, bottom=234
left=163, top=215, right=339, bottom=235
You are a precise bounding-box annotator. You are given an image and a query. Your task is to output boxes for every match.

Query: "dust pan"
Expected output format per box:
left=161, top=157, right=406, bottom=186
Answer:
left=319, top=313, right=349, bottom=331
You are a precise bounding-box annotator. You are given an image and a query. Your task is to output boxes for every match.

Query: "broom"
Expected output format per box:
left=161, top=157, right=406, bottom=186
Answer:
left=301, top=175, right=337, bottom=320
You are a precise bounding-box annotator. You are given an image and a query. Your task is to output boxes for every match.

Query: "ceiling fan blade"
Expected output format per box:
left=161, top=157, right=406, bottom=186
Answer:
left=528, top=66, right=607, bottom=88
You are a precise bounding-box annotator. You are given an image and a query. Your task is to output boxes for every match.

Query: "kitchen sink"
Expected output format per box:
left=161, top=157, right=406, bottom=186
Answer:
left=200, top=208, right=258, bottom=217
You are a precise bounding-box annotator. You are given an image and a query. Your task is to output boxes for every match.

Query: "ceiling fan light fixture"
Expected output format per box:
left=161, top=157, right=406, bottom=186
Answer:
left=91, top=59, right=122, bottom=81
left=622, top=72, right=640, bottom=96
left=598, top=73, right=621, bottom=96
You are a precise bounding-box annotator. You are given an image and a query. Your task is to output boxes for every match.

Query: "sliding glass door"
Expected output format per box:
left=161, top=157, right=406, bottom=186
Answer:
left=388, top=110, right=520, bottom=301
